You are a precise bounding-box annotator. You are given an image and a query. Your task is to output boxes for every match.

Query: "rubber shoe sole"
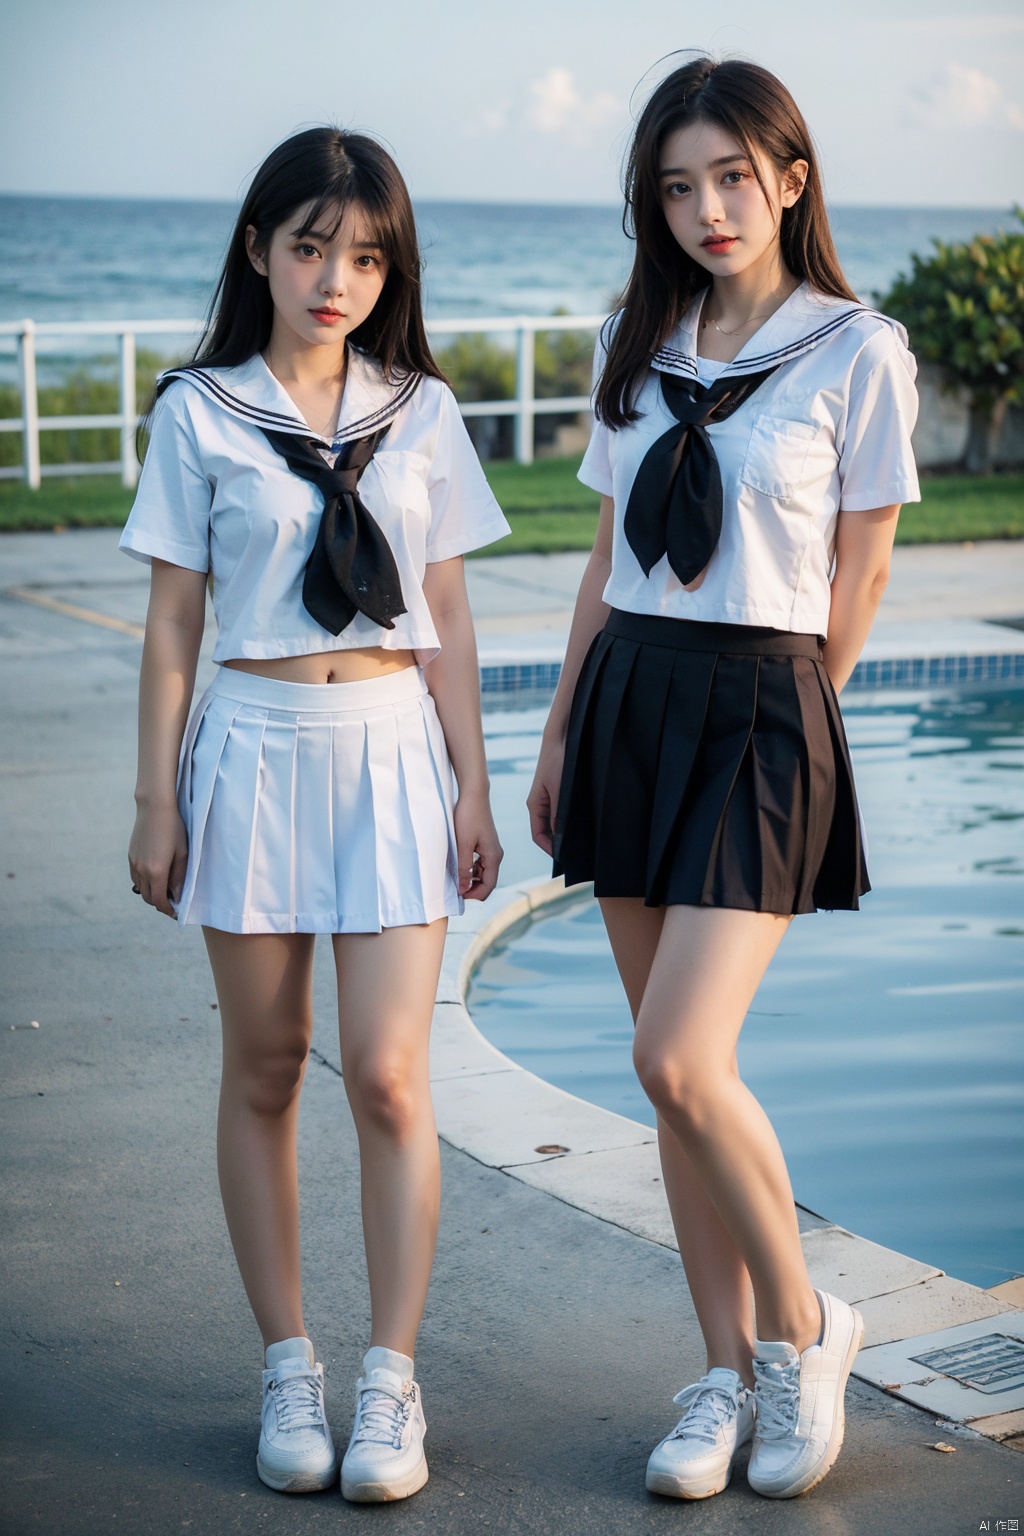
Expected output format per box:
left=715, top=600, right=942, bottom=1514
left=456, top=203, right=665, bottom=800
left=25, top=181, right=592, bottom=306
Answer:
left=341, top=1454, right=428, bottom=1503
left=752, top=1307, right=864, bottom=1500
left=256, top=1453, right=338, bottom=1493
left=646, top=1463, right=731, bottom=1499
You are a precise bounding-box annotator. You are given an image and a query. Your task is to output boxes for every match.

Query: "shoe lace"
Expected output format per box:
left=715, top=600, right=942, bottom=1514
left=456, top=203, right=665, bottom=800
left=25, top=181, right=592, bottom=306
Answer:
left=269, top=1365, right=325, bottom=1432
left=753, top=1356, right=801, bottom=1441
left=352, top=1385, right=413, bottom=1449
left=668, top=1379, right=741, bottom=1447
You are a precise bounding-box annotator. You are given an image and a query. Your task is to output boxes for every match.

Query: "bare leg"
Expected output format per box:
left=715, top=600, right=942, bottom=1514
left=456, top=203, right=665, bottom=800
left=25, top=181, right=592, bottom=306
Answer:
left=631, top=904, right=820, bottom=1351
left=601, top=898, right=820, bottom=1359
left=332, top=920, right=448, bottom=1360
left=602, top=898, right=757, bottom=1383
left=204, top=928, right=316, bottom=1348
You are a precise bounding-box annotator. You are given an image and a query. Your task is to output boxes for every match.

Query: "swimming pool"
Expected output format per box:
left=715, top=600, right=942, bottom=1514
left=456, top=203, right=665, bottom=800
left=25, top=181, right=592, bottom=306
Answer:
left=472, top=685, right=1024, bottom=1290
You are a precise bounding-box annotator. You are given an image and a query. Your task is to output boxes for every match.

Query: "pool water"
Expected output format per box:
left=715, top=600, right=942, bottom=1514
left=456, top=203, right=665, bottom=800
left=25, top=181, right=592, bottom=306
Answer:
left=474, top=687, right=1024, bottom=1289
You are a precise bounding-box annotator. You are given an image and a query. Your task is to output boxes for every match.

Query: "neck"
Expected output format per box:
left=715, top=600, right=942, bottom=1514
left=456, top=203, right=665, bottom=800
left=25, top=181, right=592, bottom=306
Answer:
left=705, top=246, right=799, bottom=332
left=263, top=325, right=348, bottom=392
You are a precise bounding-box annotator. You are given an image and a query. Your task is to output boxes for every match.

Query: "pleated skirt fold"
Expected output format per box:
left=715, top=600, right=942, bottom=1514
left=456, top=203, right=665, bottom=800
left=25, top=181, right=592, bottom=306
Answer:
left=553, top=611, right=869, bottom=915
left=175, top=666, right=461, bottom=933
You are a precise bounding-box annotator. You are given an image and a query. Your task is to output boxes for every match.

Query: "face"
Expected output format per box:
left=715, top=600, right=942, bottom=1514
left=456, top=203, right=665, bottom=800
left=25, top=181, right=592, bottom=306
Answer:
left=246, top=201, right=389, bottom=350
left=658, top=119, right=807, bottom=279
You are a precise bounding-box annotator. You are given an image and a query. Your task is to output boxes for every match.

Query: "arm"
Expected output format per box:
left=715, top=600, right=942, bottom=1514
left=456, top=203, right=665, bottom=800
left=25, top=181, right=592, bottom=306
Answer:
left=421, top=555, right=503, bottom=901
left=821, top=504, right=901, bottom=694
left=128, top=559, right=208, bottom=916
left=527, top=494, right=615, bottom=855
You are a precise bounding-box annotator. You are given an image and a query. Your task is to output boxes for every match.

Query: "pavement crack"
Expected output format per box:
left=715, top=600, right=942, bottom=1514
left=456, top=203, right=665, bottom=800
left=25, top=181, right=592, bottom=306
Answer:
left=309, top=1046, right=342, bottom=1079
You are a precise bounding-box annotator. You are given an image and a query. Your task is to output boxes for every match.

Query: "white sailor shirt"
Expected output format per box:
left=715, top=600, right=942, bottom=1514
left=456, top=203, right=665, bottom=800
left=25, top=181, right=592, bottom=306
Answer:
left=119, top=349, right=510, bottom=664
left=580, top=283, right=921, bottom=637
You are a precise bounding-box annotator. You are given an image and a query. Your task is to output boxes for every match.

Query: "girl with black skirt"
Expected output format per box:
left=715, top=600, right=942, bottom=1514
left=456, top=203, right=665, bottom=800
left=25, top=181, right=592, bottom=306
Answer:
left=527, top=57, right=919, bottom=1502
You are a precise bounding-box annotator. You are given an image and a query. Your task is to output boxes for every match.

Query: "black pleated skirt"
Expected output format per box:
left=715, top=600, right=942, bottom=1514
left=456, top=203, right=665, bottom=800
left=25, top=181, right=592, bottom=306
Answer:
left=553, top=610, right=869, bottom=915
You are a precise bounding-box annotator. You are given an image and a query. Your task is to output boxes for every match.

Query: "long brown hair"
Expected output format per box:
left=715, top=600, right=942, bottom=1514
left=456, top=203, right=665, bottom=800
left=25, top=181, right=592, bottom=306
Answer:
left=597, top=56, right=858, bottom=428
left=192, top=127, right=444, bottom=385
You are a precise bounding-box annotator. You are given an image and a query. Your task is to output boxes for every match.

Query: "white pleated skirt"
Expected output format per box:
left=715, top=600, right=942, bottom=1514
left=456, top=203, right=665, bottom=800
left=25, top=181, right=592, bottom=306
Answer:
left=174, top=666, right=462, bottom=934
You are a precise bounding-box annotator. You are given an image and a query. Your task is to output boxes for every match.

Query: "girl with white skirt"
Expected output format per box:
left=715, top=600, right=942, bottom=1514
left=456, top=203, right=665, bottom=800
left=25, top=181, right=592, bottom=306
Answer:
left=123, top=128, right=509, bottom=1503
left=528, top=57, right=920, bottom=1503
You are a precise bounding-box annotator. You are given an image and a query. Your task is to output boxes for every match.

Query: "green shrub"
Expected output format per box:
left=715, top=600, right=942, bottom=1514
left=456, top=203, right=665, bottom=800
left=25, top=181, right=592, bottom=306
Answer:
left=881, top=210, right=1024, bottom=473
left=435, top=333, right=515, bottom=401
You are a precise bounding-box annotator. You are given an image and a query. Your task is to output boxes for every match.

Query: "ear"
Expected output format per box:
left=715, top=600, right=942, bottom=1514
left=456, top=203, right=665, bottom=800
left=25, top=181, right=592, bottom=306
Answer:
left=245, top=225, right=268, bottom=277
left=781, top=159, right=809, bottom=209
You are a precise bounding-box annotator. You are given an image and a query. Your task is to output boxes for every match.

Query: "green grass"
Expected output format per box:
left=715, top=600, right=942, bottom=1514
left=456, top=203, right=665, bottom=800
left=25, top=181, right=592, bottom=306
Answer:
left=0, top=477, right=137, bottom=533
left=1, top=459, right=1021, bottom=547
left=896, top=473, right=1024, bottom=543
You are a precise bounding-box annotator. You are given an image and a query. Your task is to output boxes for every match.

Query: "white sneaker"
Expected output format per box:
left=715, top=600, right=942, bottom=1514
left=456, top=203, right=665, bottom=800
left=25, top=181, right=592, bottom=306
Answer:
left=645, top=1367, right=755, bottom=1499
left=747, top=1290, right=864, bottom=1499
left=341, top=1346, right=428, bottom=1503
left=256, top=1336, right=338, bottom=1493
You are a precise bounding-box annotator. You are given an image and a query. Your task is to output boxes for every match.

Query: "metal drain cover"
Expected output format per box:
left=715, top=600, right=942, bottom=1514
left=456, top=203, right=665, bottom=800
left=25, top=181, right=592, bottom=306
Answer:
left=910, top=1332, right=1024, bottom=1395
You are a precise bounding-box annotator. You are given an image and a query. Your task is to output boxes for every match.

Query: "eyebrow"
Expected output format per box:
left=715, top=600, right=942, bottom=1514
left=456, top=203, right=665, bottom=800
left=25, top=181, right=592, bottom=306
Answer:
left=659, top=154, right=749, bottom=176
left=291, top=227, right=385, bottom=250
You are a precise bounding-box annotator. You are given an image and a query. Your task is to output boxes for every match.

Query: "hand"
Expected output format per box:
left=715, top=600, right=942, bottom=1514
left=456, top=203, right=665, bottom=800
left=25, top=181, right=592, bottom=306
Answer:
left=128, top=802, right=189, bottom=919
left=453, top=791, right=503, bottom=902
left=527, top=733, right=565, bottom=857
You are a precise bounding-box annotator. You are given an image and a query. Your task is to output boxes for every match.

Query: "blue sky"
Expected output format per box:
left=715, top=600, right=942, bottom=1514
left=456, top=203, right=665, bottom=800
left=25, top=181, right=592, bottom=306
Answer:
left=2, top=0, right=1022, bottom=205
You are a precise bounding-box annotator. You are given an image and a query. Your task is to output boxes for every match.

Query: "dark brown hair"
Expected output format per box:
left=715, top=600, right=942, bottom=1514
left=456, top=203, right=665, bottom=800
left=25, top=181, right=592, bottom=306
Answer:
left=191, top=127, right=443, bottom=384
left=597, top=56, right=858, bottom=428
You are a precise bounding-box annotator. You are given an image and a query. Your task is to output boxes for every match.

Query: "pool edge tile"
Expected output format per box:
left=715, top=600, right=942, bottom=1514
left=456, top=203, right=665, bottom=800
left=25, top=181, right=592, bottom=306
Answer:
left=855, top=1275, right=1015, bottom=1350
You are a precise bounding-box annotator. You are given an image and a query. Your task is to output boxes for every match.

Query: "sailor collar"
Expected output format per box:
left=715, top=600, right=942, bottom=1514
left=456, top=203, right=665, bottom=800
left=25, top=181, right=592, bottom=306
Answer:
left=157, top=348, right=422, bottom=447
left=650, top=281, right=903, bottom=383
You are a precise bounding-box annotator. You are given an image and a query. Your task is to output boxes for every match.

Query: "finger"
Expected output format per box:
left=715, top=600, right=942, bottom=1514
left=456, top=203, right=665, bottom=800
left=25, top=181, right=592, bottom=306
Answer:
left=456, top=834, right=476, bottom=896
left=527, top=784, right=555, bottom=856
left=464, top=841, right=503, bottom=901
left=138, top=865, right=176, bottom=918
left=169, top=843, right=189, bottom=904
left=529, top=808, right=553, bottom=857
left=469, top=855, right=501, bottom=900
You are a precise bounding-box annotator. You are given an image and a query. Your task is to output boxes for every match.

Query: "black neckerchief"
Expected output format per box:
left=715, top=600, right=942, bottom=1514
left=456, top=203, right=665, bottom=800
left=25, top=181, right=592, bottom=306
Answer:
left=260, top=427, right=406, bottom=634
left=623, top=367, right=780, bottom=586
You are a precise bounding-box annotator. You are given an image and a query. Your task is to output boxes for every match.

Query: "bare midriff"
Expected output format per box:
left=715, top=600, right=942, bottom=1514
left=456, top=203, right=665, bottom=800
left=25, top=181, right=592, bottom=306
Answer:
left=223, top=647, right=417, bottom=685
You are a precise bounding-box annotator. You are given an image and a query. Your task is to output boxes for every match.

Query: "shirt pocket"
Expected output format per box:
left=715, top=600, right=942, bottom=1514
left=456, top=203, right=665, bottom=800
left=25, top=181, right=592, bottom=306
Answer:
left=739, top=416, right=820, bottom=501
left=365, top=449, right=432, bottom=529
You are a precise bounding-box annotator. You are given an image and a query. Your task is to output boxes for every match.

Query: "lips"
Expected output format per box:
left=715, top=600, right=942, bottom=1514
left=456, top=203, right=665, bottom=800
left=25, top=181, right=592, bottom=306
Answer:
left=310, top=308, right=344, bottom=324
left=701, top=237, right=738, bottom=255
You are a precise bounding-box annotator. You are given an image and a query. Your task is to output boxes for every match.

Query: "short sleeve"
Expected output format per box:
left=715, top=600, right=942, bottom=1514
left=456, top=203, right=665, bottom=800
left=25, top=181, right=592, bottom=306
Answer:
left=838, top=330, right=921, bottom=511
left=119, top=384, right=212, bottom=571
left=577, top=328, right=614, bottom=497
left=424, top=385, right=510, bottom=562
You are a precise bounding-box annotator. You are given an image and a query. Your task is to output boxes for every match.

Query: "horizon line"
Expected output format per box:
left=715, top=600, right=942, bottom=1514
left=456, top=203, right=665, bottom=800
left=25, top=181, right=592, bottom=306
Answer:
left=0, top=189, right=1016, bottom=216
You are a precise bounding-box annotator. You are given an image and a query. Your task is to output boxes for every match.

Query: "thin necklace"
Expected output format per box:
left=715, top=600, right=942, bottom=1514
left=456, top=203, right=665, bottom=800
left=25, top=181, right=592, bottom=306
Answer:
left=700, top=281, right=793, bottom=338
left=702, top=307, right=777, bottom=337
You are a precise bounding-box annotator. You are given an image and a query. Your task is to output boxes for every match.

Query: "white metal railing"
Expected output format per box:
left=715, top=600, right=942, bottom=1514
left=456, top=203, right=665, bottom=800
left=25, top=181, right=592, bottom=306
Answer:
left=0, top=313, right=606, bottom=487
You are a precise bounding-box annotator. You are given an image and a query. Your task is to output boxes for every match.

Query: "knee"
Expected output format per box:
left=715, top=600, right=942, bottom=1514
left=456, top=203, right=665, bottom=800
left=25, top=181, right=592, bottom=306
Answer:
left=632, top=1043, right=719, bottom=1138
left=235, top=1039, right=308, bottom=1118
left=351, top=1052, right=424, bottom=1144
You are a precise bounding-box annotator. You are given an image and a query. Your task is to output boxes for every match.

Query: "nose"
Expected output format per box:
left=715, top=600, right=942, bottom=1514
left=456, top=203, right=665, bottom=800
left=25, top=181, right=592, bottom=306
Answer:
left=696, top=180, right=725, bottom=226
left=319, top=258, right=347, bottom=298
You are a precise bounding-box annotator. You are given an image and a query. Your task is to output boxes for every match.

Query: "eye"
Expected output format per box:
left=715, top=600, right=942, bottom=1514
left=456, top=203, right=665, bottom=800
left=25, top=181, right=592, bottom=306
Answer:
left=722, top=170, right=748, bottom=186
left=296, top=242, right=320, bottom=258
left=355, top=253, right=381, bottom=268
left=663, top=180, right=690, bottom=197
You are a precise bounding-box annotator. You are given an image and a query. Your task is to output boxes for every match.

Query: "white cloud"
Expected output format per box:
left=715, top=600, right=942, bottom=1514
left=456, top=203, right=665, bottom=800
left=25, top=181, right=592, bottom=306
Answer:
left=479, top=104, right=510, bottom=134
left=913, top=63, right=1024, bottom=131
left=526, top=67, right=620, bottom=146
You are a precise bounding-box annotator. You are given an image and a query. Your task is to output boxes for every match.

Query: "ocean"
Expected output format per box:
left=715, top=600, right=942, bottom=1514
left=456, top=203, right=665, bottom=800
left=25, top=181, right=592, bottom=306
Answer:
left=0, top=194, right=1015, bottom=376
